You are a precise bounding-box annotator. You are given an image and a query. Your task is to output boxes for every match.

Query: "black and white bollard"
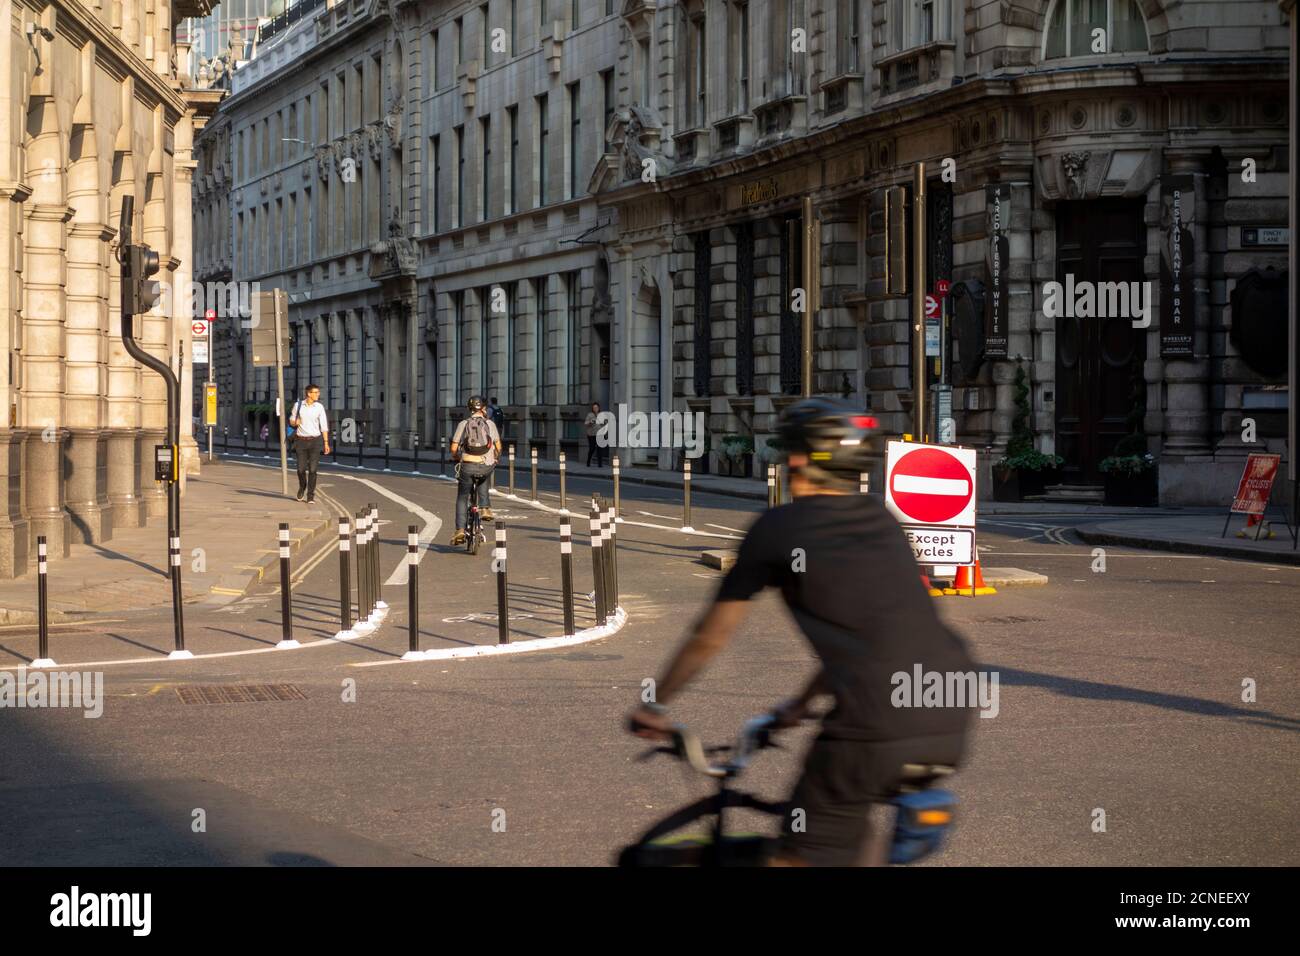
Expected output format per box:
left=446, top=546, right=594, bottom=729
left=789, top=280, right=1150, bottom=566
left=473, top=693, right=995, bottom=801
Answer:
left=608, top=500, right=619, bottom=612
left=509, top=444, right=517, bottom=496
left=412, top=434, right=421, bottom=474
left=768, top=464, right=776, bottom=508
left=335, top=517, right=356, bottom=640
left=494, top=523, right=510, bottom=645
left=168, top=530, right=191, bottom=659
left=384, top=433, right=392, bottom=472
left=440, top=437, right=447, bottom=476
left=31, top=536, right=55, bottom=668
left=559, top=511, right=575, bottom=635
left=860, top=472, right=870, bottom=494
left=600, top=501, right=615, bottom=618
left=403, top=525, right=423, bottom=660
left=277, top=523, right=300, bottom=649
left=589, top=503, right=607, bottom=627
left=357, top=427, right=366, bottom=469
left=559, top=451, right=567, bottom=511
left=531, top=447, right=539, bottom=502
left=371, top=504, right=388, bottom=621
left=353, top=509, right=376, bottom=636
left=682, top=459, right=693, bottom=531
left=613, top=455, right=621, bottom=522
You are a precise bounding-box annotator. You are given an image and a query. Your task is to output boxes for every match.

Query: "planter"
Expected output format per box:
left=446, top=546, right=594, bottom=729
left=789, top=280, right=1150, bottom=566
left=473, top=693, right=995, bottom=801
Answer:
left=991, top=468, right=1020, bottom=502
left=1018, top=466, right=1062, bottom=499
left=1104, top=469, right=1158, bottom=507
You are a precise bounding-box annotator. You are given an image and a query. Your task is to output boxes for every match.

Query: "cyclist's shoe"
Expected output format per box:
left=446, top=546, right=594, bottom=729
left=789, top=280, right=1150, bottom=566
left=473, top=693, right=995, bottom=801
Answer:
left=482, top=508, right=495, bottom=522
left=450, top=529, right=466, bottom=546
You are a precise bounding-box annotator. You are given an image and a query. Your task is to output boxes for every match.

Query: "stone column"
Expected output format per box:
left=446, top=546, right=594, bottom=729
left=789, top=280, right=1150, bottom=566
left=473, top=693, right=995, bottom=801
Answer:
left=814, top=199, right=863, bottom=400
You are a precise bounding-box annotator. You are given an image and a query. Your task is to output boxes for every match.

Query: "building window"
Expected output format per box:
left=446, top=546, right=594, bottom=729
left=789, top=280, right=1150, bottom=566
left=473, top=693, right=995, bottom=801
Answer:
left=534, top=280, right=547, bottom=404
left=481, top=3, right=491, bottom=63
left=565, top=272, right=581, bottom=404
left=454, top=17, right=464, bottom=69
left=430, top=28, right=439, bottom=90
left=455, top=125, right=465, bottom=227
left=694, top=16, right=707, bottom=125
left=693, top=233, right=711, bottom=398
left=728, top=2, right=750, bottom=113
left=538, top=0, right=550, bottom=36
left=454, top=291, right=467, bottom=401
left=837, top=0, right=861, bottom=73
left=638, top=38, right=651, bottom=106
left=567, top=82, right=581, bottom=200
left=480, top=286, right=492, bottom=393
left=507, top=105, right=519, bottom=215
left=536, top=93, right=549, bottom=207
left=601, top=69, right=615, bottom=151
left=1044, top=0, right=1149, bottom=59
left=509, top=0, right=518, bottom=56
left=481, top=116, right=492, bottom=221
left=506, top=283, right=518, bottom=402
left=429, top=135, right=441, bottom=232
left=891, top=0, right=955, bottom=52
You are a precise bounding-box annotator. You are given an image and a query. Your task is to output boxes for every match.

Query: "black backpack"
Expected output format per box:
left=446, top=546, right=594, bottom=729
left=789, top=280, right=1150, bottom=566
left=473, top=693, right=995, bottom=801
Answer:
left=462, top=416, right=493, bottom=455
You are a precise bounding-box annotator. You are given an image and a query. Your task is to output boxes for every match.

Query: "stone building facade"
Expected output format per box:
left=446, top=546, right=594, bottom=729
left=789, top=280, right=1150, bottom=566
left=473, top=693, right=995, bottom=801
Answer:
left=208, top=0, right=623, bottom=458
left=592, top=0, right=1292, bottom=501
left=0, top=0, right=209, bottom=577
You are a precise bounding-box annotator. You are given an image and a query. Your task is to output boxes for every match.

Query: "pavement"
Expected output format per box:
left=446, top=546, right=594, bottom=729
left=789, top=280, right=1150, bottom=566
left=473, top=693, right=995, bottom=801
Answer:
left=0, top=461, right=341, bottom=624
left=1075, top=512, right=1300, bottom=565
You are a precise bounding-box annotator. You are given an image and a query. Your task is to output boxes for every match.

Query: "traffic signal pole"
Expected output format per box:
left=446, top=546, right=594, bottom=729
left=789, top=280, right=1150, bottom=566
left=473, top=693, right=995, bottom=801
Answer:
left=913, top=163, right=928, bottom=443
left=118, top=196, right=188, bottom=658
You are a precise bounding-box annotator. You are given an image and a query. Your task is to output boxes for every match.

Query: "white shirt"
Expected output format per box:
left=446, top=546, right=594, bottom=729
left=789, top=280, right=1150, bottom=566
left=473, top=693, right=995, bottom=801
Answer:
left=293, top=400, right=329, bottom=438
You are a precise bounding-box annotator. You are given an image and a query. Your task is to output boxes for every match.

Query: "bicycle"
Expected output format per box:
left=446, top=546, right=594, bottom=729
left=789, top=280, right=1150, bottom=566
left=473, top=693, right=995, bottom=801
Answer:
left=463, top=471, right=489, bottom=555
left=617, top=713, right=958, bottom=867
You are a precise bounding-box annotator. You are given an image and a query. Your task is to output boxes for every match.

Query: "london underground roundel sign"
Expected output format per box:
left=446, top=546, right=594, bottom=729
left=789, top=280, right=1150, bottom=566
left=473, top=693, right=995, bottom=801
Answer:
left=885, top=441, right=977, bottom=527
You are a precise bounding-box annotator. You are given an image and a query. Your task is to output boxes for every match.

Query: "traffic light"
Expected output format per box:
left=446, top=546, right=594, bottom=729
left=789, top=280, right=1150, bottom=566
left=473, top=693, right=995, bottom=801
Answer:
left=120, top=243, right=161, bottom=316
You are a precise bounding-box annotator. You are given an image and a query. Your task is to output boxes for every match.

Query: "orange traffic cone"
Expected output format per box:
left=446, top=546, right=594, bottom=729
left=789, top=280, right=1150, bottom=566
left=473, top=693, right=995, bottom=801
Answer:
left=943, top=554, right=997, bottom=596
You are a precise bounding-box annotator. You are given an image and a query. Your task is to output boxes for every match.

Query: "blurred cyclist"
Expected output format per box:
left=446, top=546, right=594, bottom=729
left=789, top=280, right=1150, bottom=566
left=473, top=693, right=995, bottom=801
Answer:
left=628, top=397, right=977, bottom=866
left=449, top=395, right=502, bottom=546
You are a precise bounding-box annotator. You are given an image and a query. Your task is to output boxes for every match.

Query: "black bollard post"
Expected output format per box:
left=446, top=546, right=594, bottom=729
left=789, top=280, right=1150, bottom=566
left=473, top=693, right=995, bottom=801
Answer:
left=412, top=434, right=420, bottom=474
left=242, top=425, right=249, bottom=453
left=531, top=447, right=538, bottom=502
left=494, top=522, right=510, bottom=644
left=768, top=464, right=776, bottom=508
left=336, top=517, right=355, bottom=639
left=559, top=511, right=575, bottom=635
left=371, top=504, right=387, bottom=619
left=357, top=426, right=366, bottom=469
left=608, top=499, right=618, bottom=612
left=600, top=500, right=614, bottom=619
left=169, top=527, right=186, bottom=657
left=32, top=536, right=53, bottom=667
left=509, top=444, right=516, bottom=496
left=440, top=437, right=447, bottom=476
left=384, top=432, right=391, bottom=472
left=589, top=502, right=606, bottom=626
left=404, top=525, right=422, bottom=659
left=559, top=451, right=567, bottom=511
left=277, top=523, right=299, bottom=649
left=613, top=455, right=621, bottom=521
left=356, top=509, right=371, bottom=624
left=683, top=458, right=693, bottom=529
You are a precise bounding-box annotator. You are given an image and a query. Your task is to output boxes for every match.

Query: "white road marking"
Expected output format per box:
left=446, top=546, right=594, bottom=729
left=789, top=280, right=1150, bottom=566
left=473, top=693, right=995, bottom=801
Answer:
left=706, top=522, right=748, bottom=534
left=332, top=473, right=442, bottom=587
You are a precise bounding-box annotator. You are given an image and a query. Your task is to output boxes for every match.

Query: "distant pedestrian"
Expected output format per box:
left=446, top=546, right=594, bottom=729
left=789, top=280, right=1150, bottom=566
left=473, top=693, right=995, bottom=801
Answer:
left=260, top=422, right=269, bottom=442
left=585, top=402, right=607, bottom=468
left=487, top=397, right=505, bottom=490
left=288, top=384, right=331, bottom=503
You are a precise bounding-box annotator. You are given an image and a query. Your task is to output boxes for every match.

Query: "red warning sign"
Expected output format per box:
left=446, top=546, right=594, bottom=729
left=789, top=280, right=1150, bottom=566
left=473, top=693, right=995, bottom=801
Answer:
left=1229, top=453, right=1280, bottom=515
left=886, top=442, right=977, bottom=527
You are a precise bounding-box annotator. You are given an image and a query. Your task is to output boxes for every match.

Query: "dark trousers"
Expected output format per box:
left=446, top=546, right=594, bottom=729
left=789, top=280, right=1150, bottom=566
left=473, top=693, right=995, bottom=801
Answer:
left=294, top=435, right=324, bottom=496
left=455, top=461, right=494, bottom=529
left=586, top=435, right=606, bottom=467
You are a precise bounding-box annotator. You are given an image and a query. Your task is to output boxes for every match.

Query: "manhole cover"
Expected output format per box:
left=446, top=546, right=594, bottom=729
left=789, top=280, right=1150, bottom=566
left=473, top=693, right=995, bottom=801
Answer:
left=176, top=684, right=308, bottom=705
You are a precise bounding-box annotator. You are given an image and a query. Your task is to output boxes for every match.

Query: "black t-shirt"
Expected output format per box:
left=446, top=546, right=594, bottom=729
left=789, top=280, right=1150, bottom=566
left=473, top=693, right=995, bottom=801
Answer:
left=717, top=494, right=978, bottom=742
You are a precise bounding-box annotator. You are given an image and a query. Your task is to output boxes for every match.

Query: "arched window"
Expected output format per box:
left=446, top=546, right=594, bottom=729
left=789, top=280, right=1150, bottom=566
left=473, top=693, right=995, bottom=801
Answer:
left=1044, top=0, right=1149, bottom=60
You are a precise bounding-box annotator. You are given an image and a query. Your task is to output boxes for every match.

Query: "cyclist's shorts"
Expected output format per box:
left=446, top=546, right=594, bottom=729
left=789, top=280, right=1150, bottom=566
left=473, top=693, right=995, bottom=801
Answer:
left=777, top=731, right=967, bottom=867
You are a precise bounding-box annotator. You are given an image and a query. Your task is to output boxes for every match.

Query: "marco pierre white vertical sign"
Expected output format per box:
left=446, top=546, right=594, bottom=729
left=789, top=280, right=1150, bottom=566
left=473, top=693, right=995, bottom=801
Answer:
left=984, top=184, right=1010, bottom=357
left=1160, top=175, right=1195, bottom=357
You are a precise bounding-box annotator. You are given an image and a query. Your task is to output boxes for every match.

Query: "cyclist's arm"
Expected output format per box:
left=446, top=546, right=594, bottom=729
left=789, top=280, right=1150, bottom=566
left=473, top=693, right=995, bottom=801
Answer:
left=652, top=599, right=750, bottom=706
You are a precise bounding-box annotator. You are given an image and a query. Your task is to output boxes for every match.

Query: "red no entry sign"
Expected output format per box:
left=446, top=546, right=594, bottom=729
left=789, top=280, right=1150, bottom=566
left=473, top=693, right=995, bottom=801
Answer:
left=886, top=442, right=977, bottom=526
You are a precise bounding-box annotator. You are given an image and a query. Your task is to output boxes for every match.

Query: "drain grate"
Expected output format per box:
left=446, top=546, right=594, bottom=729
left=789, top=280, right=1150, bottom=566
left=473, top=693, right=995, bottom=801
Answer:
left=176, top=684, right=308, bottom=705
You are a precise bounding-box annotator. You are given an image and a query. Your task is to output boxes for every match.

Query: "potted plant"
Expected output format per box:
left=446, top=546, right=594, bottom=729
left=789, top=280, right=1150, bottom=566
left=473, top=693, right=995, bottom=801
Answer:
left=992, top=361, right=1062, bottom=500
left=1099, top=434, right=1158, bottom=506
left=720, top=434, right=755, bottom=478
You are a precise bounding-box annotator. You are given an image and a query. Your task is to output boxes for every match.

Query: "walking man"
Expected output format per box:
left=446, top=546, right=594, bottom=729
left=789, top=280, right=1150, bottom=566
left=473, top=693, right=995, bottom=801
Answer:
left=585, top=402, right=607, bottom=468
left=288, top=384, right=331, bottom=503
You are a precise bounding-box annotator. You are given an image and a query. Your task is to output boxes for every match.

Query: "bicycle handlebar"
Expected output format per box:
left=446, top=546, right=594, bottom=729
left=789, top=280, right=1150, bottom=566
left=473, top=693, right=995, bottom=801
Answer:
left=633, top=713, right=781, bottom=779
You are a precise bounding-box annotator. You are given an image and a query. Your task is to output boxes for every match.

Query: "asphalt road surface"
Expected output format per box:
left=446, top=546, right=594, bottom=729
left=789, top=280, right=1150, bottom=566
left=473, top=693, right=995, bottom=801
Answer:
left=1, top=461, right=1296, bottom=866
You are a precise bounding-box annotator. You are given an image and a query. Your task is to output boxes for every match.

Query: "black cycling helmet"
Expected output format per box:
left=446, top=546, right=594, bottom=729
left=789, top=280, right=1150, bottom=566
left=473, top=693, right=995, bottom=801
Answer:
left=776, top=397, right=883, bottom=487
left=467, top=395, right=486, bottom=412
